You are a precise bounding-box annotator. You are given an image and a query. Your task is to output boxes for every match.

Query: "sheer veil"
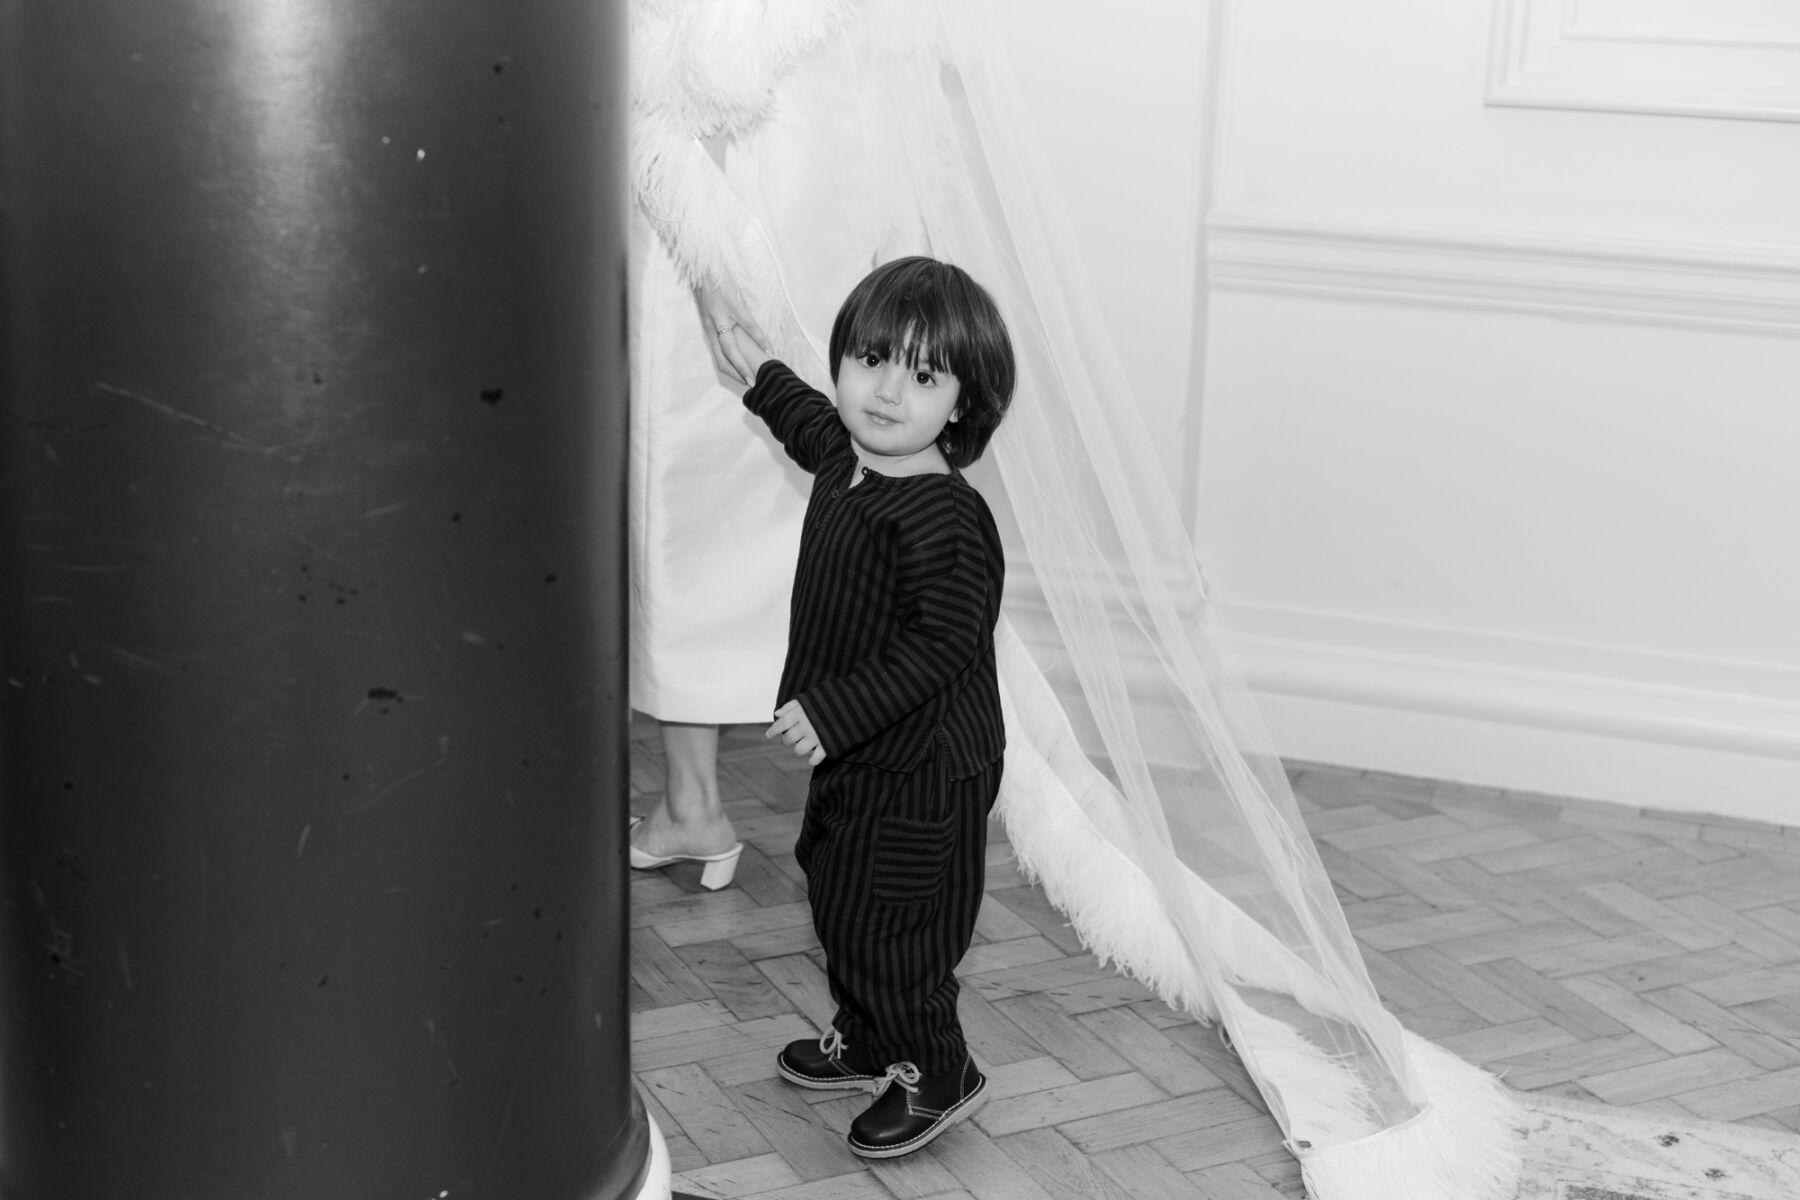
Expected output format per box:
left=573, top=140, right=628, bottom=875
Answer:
left=631, top=2, right=1522, bottom=1196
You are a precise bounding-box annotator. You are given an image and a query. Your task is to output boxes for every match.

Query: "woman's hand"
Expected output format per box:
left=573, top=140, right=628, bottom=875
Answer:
left=721, top=325, right=773, bottom=383
left=697, top=284, right=773, bottom=386
left=766, top=698, right=825, bottom=766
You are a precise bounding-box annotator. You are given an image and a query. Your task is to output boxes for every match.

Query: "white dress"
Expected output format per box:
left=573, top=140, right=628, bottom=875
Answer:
left=627, top=214, right=807, bottom=723
left=627, top=13, right=918, bottom=723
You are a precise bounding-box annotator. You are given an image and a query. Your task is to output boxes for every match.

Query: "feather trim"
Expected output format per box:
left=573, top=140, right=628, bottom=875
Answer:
left=1296, top=1035, right=1522, bottom=1200
left=994, top=619, right=1523, bottom=1200
left=994, top=619, right=1220, bottom=1019
left=995, top=620, right=1358, bottom=1022
left=631, top=0, right=855, bottom=136
left=630, top=111, right=755, bottom=295
left=628, top=0, right=855, bottom=320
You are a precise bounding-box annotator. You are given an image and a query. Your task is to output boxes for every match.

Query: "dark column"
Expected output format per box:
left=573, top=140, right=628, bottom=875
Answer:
left=0, top=2, right=643, bottom=1197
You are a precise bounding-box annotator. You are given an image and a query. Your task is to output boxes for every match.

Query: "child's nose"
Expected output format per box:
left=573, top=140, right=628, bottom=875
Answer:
left=875, top=366, right=904, bottom=403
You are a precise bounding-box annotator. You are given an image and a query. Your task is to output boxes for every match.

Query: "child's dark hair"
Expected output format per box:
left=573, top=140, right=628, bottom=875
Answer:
left=828, top=256, right=1015, bottom=469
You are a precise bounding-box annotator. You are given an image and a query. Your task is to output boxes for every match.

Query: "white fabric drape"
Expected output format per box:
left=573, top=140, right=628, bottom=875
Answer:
left=629, top=2, right=1522, bottom=1195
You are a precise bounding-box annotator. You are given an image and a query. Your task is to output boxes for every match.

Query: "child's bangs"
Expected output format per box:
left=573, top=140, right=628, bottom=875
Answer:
left=844, top=288, right=960, bottom=378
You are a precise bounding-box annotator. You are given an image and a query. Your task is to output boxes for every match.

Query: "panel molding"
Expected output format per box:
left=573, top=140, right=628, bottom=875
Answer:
left=1488, top=0, right=1800, bottom=122
left=1206, top=207, right=1800, bottom=336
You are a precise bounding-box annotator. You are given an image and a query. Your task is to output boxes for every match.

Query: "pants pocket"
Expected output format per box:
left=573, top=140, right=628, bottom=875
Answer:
left=872, top=813, right=956, bottom=903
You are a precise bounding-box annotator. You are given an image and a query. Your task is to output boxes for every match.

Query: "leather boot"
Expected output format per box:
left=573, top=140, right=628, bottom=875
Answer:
left=776, top=1028, right=883, bottom=1091
left=847, top=1055, right=986, bottom=1159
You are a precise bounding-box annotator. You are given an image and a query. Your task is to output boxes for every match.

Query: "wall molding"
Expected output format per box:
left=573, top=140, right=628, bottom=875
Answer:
left=1219, top=601, right=1800, bottom=822
left=1004, top=569, right=1800, bottom=820
left=1488, top=0, right=1800, bottom=122
left=1216, top=601, right=1800, bottom=763
left=1206, top=208, right=1800, bottom=336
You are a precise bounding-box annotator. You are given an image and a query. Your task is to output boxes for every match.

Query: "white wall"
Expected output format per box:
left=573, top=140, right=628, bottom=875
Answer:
left=1197, top=0, right=1800, bottom=821
left=991, top=0, right=1213, bottom=503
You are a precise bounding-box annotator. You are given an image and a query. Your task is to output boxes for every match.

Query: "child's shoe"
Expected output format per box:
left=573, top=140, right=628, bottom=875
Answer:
left=776, top=1029, right=884, bottom=1091
left=846, top=1054, right=986, bottom=1159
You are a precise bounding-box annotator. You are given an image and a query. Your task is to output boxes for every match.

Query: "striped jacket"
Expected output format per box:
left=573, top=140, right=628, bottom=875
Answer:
left=744, top=361, right=1005, bottom=779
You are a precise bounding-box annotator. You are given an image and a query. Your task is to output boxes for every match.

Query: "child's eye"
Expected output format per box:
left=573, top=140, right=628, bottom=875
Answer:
left=860, top=351, right=881, bottom=368
left=913, top=370, right=936, bottom=386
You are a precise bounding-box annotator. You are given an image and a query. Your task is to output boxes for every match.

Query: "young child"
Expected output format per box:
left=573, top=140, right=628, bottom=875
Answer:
left=720, top=256, right=1014, bottom=1159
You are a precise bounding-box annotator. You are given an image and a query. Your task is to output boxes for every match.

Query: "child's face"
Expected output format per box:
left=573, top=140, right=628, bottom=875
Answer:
left=834, top=348, right=962, bottom=469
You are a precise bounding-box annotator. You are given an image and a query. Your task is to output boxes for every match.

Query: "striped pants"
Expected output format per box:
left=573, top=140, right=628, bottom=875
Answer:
left=795, top=748, right=1001, bottom=1076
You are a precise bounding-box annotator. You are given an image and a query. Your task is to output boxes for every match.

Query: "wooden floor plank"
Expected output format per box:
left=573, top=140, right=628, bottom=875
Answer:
left=640, top=1061, right=774, bottom=1164
left=993, top=1128, right=1137, bottom=1200
left=1643, top=985, right=1800, bottom=1070
left=926, top=1123, right=1060, bottom=1200
left=1489, top=1033, right=1666, bottom=1091
left=988, top=992, right=1132, bottom=1081
left=1089, top=1144, right=1209, bottom=1200
left=1073, top=1005, right=1225, bottom=1097
left=974, top=1073, right=1166, bottom=1139
left=728, top=1077, right=861, bottom=1185
left=1472, top=957, right=1631, bottom=1040
left=672, top=1151, right=804, bottom=1199
left=679, top=939, right=802, bottom=1022
left=1578, top=1047, right=1762, bottom=1107
left=1557, top=972, right=1720, bottom=1055
left=1057, top=1088, right=1268, bottom=1156
left=1184, top=1160, right=1290, bottom=1199
left=1151, top=1114, right=1290, bottom=1172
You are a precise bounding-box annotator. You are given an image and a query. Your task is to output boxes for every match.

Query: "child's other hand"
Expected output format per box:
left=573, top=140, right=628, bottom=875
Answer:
left=697, top=285, right=773, bottom=386
left=766, top=699, right=825, bottom=766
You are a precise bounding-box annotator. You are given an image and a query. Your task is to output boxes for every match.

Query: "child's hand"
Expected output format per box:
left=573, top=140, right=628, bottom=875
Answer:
left=767, top=699, right=826, bottom=766
left=697, top=285, right=772, bottom=385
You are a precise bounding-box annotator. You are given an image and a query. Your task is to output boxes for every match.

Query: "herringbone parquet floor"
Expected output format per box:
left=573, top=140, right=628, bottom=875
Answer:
left=628, top=717, right=1800, bottom=1199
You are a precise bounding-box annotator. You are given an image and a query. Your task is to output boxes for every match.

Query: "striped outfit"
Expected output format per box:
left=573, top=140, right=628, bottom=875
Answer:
left=745, top=360, right=1005, bottom=1074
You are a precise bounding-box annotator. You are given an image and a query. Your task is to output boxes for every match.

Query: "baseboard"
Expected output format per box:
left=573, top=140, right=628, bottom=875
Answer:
left=1005, top=562, right=1800, bottom=823
left=1219, top=602, right=1800, bottom=826
left=1003, top=558, right=1800, bottom=824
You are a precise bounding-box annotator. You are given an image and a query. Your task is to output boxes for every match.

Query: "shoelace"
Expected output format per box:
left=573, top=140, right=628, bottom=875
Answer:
left=872, top=1061, right=922, bottom=1096
left=818, top=1029, right=846, bottom=1060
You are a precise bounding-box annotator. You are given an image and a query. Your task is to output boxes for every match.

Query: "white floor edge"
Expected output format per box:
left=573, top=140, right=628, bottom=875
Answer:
left=1515, top=1090, right=1800, bottom=1200
left=630, top=1112, right=673, bottom=1200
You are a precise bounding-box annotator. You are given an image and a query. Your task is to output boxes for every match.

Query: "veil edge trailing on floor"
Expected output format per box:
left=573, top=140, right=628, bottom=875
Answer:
left=631, top=2, right=1522, bottom=1196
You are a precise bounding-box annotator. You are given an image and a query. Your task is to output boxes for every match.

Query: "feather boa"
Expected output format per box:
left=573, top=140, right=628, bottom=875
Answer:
left=995, top=620, right=1521, bottom=1199
left=629, top=0, right=852, bottom=316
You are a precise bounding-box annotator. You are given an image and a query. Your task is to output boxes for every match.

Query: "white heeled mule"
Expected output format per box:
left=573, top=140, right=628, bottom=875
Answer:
left=627, top=816, right=743, bottom=891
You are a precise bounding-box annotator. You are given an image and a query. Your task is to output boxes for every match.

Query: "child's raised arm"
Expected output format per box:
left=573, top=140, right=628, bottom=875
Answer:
left=741, top=358, right=844, bottom=474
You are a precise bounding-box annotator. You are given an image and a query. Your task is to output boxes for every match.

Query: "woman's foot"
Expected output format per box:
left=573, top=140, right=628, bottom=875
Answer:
left=628, top=803, right=738, bottom=860
left=628, top=807, right=743, bottom=890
